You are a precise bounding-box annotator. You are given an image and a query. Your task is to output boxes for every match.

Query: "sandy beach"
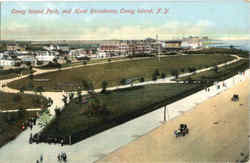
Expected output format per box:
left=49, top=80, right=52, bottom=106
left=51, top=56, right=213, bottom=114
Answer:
left=97, top=78, right=249, bottom=163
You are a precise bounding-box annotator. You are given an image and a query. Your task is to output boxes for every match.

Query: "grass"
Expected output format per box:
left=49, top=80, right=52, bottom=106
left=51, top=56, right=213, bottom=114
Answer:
left=177, top=60, right=249, bottom=82
left=8, top=54, right=234, bottom=91
left=0, top=91, right=48, bottom=110
left=0, top=111, right=38, bottom=148
left=0, top=68, right=32, bottom=80
left=38, top=57, right=129, bottom=70
left=40, top=83, right=206, bottom=143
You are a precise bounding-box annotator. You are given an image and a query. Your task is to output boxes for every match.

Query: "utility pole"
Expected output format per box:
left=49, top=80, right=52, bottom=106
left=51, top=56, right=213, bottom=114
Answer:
left=164, top=106, right=166, bottom=122
left=156, top=34, right=160, bottom=62
left=164, top=105, right=170, bottom=122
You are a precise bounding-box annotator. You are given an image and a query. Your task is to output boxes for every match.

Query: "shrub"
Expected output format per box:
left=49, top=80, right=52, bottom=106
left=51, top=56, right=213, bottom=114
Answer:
left=152, top=74, right=157, bottom=81
left=120, top=78, right=127, bottom=85
left=101, top=80, right=108, bottom=93
left=140, top=77, right=145, bottom=83
left=160, top=72, right=166, bottom=79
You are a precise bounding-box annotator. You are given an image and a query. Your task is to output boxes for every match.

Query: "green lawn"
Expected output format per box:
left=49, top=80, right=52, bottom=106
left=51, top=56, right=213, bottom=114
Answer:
left=0, top=68, right=32, bottom=80
left=177, top=60, right=249, bottom=82
left=0, top=111, right=37, bottom=148
left=0, top=91, right=48, bottom=110
left=41, top=83, right=205, bottom=142
left=8, top=54, right=234, bottom=91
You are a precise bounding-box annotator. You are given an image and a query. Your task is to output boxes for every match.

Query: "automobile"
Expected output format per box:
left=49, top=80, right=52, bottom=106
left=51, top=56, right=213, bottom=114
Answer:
left=174, top=124, right=189, bottom=137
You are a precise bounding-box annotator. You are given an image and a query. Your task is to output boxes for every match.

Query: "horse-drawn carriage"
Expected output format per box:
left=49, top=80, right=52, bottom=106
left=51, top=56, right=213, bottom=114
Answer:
left=174, top=124, right=189, bottom=137
left=231, top=94, right=239, bottom=102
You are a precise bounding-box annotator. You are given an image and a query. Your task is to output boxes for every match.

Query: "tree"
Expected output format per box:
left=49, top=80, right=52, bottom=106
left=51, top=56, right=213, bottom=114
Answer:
left=62, top=95, right=68, bottom=106
left=180, top=68, right=185, bottom=73
left=170, top=69, right=179, bottom=79
left=152, top=74, right=157, bottom=81
left=160, top=72, right=166, bottom=79
left=81, top=80, right=94, bottom=92
left=77, top=89, right=82, bottom=104
left=154, top=69, right=160, bottom=76
left=69, top=92, right=74, bottom=102
left=101, top=80, right=108, bottom=93
left=188, top=67, right=196, bottom=73
left=140, top=77, right=145, bottom=83
left=120, top=78, right=127, bottom=85
left=20, top=86, right=26, bottom=93
left=36, top=86, right=44, bottom=95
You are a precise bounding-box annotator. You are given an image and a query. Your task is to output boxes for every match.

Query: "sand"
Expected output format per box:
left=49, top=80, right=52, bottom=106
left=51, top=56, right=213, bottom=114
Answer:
left=97, top=78, right=250, bottom=163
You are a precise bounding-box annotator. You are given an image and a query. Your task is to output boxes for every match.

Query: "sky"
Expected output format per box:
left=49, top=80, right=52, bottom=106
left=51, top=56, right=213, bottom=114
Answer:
left=1, top=0, right=250, bottom=41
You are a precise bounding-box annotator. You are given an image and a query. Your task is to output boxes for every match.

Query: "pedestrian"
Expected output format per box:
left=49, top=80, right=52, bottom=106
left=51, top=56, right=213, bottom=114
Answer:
left=30, top=123, right=33, bottom=130
left=61, top=139, right=64, bottom=147
left=36, top=160, right=39, bottom=163
left=40, top=154, right=43, bottom=162
left=57, top=153, right=62, bottom=162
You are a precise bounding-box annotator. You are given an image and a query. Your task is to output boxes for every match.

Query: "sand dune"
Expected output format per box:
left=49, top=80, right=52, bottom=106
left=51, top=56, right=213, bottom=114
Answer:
left=97, top=78, right=249, bottom=163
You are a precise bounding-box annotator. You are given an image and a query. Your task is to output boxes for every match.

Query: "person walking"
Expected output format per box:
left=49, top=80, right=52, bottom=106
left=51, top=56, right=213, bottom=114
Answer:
left=40, top=154, right=43, bottom=163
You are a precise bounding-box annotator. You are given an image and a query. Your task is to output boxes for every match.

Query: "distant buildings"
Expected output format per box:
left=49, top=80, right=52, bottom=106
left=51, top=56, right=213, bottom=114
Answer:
left=35, top=51, right=57, bottom=62
left=181, top=36, right=204, bottom=49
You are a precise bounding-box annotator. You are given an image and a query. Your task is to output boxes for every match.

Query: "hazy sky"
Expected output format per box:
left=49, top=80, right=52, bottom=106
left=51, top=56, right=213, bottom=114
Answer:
left=1, top=0, right=249, bottom=40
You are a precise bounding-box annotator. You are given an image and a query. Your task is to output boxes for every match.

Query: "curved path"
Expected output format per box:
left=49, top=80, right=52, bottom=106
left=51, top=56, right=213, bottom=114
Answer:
left=0, top=54, right=246, bottom=163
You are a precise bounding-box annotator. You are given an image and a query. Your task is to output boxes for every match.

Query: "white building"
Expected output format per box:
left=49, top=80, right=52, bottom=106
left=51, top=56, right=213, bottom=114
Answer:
left=0, top=59, right=16, bottom=66
left=96, top=51, right=108, bottom=58
left=35, top=51, right=56, bottom=62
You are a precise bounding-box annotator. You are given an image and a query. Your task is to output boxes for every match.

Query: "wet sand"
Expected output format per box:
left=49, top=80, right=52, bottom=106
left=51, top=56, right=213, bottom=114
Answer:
left=97, top=78, right=250, bottom=163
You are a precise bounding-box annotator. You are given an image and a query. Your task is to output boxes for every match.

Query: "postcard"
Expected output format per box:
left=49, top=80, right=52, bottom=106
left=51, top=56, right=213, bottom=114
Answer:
left=0, top=0, right=249, bottom=163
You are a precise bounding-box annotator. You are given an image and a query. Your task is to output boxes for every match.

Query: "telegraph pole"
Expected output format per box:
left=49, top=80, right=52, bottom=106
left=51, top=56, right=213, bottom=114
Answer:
left=164, top=105, right=170, bottom=122
left=156, top=34, right=160, bottom=62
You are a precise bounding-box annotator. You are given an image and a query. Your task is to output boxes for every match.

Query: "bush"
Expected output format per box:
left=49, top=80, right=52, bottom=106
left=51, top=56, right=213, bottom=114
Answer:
left=170, top=69, right=179, bottom=79
left=152, top=74, right=157, bottom=81
left=140, top=77, right=145, bottom=83
left=154, top=69, right=160, bottom=76
left=101, top=80, right=108, bottom=93
left=160, top=72, right=166, bottom=79
left=120, top=78, right=127, bottom=85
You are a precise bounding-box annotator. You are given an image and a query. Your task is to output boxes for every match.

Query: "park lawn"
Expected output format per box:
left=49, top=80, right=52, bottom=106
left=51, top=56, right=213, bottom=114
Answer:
left=0, top=91, right=48, bottom=110
left=0, top=68, right=32, bottom=80
left=177, top=60, right=249, bottom=82
left=8, top=54, right=234, bottom=92
left=0, top=111, right=38, bottom=148
left=41, top=83, right=205, bottom=140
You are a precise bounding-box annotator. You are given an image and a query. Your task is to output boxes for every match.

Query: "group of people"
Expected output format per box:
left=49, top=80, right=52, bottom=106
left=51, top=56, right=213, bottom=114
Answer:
left=57, top=152, right=67, bottom=162
left=22, top=116, right=38, bottom=130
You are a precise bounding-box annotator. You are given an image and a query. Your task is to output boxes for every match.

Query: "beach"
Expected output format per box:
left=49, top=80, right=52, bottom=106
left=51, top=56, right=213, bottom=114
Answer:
left=97, top=77, right=249, bottom=163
